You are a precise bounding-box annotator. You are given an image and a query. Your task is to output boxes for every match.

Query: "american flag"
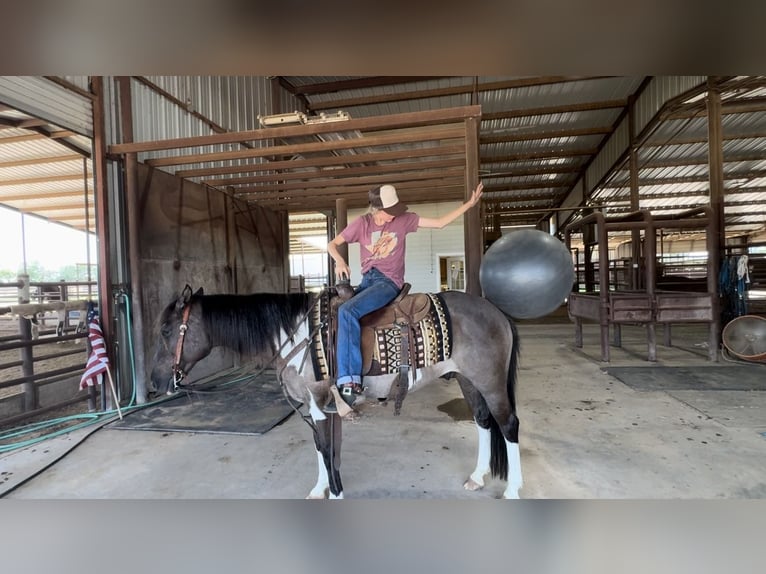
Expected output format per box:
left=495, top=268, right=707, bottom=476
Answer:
left=80, top=313, right=109, bottom=389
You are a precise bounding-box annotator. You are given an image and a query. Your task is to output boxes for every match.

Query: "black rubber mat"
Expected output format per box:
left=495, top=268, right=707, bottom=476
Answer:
left=109, top=377, right=297, bottom=436
left=603, top=364, right=766, bottom=392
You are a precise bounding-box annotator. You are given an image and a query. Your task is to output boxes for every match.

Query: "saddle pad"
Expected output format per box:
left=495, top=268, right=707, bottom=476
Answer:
left=310, top=290, right=452, bottom=380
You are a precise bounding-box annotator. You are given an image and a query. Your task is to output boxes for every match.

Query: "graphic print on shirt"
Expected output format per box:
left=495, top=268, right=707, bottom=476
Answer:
left=366, top=231, right=398, bottom=261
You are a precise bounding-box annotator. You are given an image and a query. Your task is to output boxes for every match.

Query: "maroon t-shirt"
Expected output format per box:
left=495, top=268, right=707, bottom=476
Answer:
left=340, top=212, right=420, bottom=288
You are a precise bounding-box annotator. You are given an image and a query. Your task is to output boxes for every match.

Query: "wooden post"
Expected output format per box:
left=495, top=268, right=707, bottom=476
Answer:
left=16, top=274, right=37, bottom=411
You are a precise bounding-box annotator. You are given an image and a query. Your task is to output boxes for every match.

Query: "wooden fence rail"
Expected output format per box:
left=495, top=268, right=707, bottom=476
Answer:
left=0, top=276, right=100, bottom=428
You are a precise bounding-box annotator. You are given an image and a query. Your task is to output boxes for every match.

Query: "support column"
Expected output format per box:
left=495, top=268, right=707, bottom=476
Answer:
left=707, top=80, right=725, bottom=295
left=334, top=198, right=349, bottom=286
left=707, top=79, right=724, bottom=356
left=117, top=76, right=148, bottom=404
left=628, top=97, right=641, bottom=290
left=464, top=116, right=482, bottom=295
left=90, top=77, right=113, bottom=348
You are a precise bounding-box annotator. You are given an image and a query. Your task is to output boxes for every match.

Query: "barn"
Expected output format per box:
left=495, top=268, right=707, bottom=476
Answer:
left=1, top=76, right=765, bottom=503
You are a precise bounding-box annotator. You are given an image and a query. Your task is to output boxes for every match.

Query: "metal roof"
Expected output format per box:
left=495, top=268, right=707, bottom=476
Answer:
left=0, top=103, right=94, bottom=232
left=2, top=76, right=766, bottom=244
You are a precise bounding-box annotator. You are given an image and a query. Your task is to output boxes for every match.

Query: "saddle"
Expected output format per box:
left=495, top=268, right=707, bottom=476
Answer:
left=322, top=283, right=443, bottom=415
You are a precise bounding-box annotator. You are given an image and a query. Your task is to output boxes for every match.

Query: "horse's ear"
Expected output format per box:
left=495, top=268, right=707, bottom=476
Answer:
left=194, top=287, right=204, bottom=296
left=175, top=284, right=193, bottom=311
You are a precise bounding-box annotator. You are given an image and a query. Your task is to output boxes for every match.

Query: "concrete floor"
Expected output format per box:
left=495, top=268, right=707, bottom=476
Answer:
left=2, top=319, right=765, bottom=499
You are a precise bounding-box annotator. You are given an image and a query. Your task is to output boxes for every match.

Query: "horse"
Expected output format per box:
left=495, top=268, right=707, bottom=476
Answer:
left=149, top=285, right=522, bottom=499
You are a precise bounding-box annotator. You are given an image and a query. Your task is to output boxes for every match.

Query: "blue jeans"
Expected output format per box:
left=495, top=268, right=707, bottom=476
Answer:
left=336, top=268, right=400, bottom=386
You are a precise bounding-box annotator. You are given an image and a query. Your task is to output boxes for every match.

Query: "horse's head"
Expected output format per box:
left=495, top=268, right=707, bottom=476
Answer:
left=149, top=285, right=212, bottom=395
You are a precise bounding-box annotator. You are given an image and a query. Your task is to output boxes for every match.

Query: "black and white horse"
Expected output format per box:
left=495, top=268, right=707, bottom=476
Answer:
left=149, top=286, right=522, bottom=499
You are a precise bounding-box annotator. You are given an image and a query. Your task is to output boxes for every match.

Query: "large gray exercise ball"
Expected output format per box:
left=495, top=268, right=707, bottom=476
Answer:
left=480, top=229, right=575, bottom=319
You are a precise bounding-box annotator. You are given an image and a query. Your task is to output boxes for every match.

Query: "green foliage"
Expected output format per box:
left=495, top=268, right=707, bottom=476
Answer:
left=0, top=261, right=96, bottom=283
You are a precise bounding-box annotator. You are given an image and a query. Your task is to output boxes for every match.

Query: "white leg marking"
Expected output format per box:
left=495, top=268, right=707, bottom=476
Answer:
left=328, top=491, right=344, bottom=500
left=307, top=450, right=329, bottom=499
left=464, top=422, right=491, bottom=491
left=502, top=441, right=523, bottom=499
left=307, top=391, right=327, bottom=422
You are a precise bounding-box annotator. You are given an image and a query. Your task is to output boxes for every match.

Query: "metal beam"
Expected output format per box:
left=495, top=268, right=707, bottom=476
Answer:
left=480, top=125, right=612, bottom=144
left=109, top=106, right=481, bottom=155
left=145, top=126, right=465, bottom=168
left=0, top=155, right=83, bottom=169
left=307, top=77, right=610, bottom=111
left=483, top=147, right=599, bottom=163
left=176, top=144, right=466, bottom=178
left=482, top=99, right=628, bottom=120
left=202, top=157, right=465, bottom=187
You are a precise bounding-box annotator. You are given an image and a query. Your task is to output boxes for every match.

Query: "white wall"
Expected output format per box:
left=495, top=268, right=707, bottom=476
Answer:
left=344, top=201, right=465, bottom=293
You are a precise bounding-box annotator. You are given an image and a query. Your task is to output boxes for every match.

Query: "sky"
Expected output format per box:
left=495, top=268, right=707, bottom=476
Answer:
left=0, top=206, right=97, bottom=272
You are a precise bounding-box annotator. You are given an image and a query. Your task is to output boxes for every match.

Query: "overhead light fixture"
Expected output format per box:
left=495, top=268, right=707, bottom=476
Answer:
left=303, top=111, right=351, bottom=125
left=258, top=111, right=307, bottom=127
left=258, top=110, right=351, bottom=128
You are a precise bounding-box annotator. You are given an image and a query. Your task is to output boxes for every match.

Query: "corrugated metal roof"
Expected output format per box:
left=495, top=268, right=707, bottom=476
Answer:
left=3, top=75, right=766, bottom=244
left=0, top=100, right=93, bottom=232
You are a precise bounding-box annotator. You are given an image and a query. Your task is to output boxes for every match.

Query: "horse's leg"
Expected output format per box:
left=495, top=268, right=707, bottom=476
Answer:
left=454, top=372, right=522, bottom=499
left=306, top=394, right=344, bottom=499
left=452, top=373, right=492, bottom=491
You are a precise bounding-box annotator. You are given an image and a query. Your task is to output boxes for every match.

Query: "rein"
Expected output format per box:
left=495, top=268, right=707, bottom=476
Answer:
left=169, top=294, right=324, bottom=430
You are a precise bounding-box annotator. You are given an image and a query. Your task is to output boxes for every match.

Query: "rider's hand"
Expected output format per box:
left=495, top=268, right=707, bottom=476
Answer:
left=335, top=262, right=351, bottom=282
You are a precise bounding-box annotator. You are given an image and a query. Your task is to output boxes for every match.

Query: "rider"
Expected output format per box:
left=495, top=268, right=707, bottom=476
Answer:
left=325, top=182, right=484, bottom=413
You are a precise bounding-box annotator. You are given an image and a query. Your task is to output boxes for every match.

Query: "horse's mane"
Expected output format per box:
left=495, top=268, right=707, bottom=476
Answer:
left=195, top=292, right=315, bottom=356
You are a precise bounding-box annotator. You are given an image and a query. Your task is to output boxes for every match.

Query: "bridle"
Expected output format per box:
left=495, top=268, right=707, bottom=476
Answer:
left=164, top=293, right=326, bottom=430
left=171, top=304, right=193, bottom=390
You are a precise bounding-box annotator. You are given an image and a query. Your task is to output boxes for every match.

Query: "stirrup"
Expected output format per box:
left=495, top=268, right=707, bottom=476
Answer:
left=323, top=383, right=363, bottom=415
left=340, top=382, right=364, bottom=398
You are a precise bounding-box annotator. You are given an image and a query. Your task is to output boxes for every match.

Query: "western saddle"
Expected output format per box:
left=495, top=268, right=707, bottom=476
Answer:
left=326, top=282, right=432, bottom=414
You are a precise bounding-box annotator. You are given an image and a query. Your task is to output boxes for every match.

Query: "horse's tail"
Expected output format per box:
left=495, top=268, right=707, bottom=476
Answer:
left=489, top=317, right=520, bottom=480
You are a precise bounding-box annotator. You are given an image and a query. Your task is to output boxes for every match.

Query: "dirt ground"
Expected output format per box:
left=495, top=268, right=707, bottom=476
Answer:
left=0, top=316, right=87, bottom=400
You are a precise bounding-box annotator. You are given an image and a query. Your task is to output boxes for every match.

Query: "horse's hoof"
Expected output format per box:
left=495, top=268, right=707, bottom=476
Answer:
left=463, top=478, right=484, bottom=491
left=306, top=488, right=328, bottom=500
